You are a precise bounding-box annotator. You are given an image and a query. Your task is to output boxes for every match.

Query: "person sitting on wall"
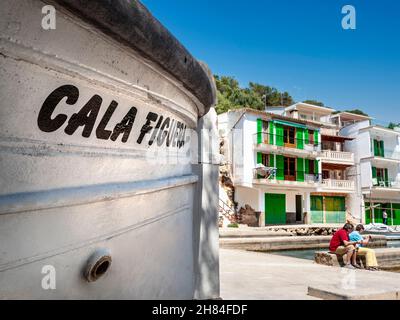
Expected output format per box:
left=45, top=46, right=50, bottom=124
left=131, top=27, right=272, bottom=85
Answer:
left=349, top=224, right=380, bottom=271
left=329, top=223, right=361, bottom=269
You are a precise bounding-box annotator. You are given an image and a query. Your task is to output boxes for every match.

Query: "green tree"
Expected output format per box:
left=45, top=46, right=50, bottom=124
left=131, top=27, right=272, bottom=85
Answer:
left=343, top=109, right=369, bottom=116
left=388, top=122, right=400, bottom=130
left=303, top=100, right=325, bottom=107
left=214, top=75, right=295, bottom=114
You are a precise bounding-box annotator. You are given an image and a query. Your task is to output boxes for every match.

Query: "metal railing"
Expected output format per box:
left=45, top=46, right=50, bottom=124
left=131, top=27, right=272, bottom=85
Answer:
left=372, top=178, right=400, bottom=189
left=253, top=168, right=320, bottom=182
left=219, top=198, right=235, bottom=217
left=253, top=132, right=321, bottom=151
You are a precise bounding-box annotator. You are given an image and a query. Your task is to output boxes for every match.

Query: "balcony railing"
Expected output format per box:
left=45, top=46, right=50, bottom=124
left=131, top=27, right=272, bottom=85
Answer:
left=319, top=150, right=354, bottom=162
left=321, top=179, right=355, bottom=190
left=253, top=168, right=320, bottom=182
left=372, top=178, right=400, bottom=189
left=253, top=132, right=320, bottom=151
left=373, top=149, right=400, bottom=161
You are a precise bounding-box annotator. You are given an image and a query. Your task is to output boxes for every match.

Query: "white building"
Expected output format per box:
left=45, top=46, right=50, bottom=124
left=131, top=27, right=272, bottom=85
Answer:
left=219, top=103, right=356, bottom=226
left=339, top=113, right=400, bottom=226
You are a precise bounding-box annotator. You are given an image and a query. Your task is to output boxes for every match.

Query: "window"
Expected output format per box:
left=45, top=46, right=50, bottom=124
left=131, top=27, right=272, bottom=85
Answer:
left=284, top=126, right=296, bottom=146
left=300, top=114, right=307, bottom=120
left=376, top=168, right=385, bottom=183
left=262, top=120, right=268, bottom=132
left=261, top=153, right=269, bottom=167
left=373, top=139, right=385, bottom=157
left=308, top=160, right=315, bottom=175
left=284, top=157, right=296, bottom=180
left=308, top=130, right=314, bottom=144
left=372, top=167, right=388, bottom=186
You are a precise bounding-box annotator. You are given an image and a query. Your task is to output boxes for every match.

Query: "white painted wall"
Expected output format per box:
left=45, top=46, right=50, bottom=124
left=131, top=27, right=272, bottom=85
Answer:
left=235, top=186, right=259, bottom=211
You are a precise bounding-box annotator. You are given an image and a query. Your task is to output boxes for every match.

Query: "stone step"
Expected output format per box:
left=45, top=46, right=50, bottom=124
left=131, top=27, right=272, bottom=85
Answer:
left=308, top=286, right=400, bottom=300
left=314, top=247, right=400, bottom=270
left=220, top=235, right=387, bottom=251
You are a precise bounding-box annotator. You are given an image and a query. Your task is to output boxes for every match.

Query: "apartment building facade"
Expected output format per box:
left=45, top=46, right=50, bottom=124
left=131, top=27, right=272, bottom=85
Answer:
left=340, top=115, right=400, bottom=226
left=219, top=103, right=356, bottom=226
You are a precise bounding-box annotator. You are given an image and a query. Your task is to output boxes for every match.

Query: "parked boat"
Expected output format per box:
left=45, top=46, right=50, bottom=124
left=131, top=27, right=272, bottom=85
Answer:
left=0, top=0, right=217, bottom=299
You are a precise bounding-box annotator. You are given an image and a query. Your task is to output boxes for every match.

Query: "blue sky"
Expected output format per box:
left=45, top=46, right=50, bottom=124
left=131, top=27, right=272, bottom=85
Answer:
left=142, top=0, right=400, bottom=124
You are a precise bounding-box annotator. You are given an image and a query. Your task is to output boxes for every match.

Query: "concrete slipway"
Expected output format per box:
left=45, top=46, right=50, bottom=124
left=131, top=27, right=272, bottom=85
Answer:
left=220, top=249, right=400, bottom=300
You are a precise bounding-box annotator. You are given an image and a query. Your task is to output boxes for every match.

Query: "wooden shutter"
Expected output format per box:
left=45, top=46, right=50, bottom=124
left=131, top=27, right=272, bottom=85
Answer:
left=275, top=124, right=284, bottom=146
left=276, top=155, right=284, bottom=180
left=269, top=121, right=274, bottom=145
left=384, top=168, right=389, bottom=187
left=304, top=129, right=309, bottom=144
left=296, top=128, right=304, bottom=149
left=380, top=140, right=385, bottom=157
left=257, top=119, right=262, bottom=144
left=297, top=158, right=305, bottom=182
left=373, top=140, right=379, bottom=156
left=314, top=131, right=319, bottom=146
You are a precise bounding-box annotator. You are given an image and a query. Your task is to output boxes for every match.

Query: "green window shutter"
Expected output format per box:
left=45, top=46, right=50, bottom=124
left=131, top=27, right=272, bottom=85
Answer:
left=257, top=119, right=263, bottom=144
left=269, top=121, right=275, bottom=145
left=276, top=155, right=284, bottom=180
left=310, top=195, right=323, bottom=224
left=304, top=130, right=309, bottom=144
left=269, top=154, right=275, bottom=179
left=314, top=131, right=319, bottom=146
left=257, top=152, right=262, bottom=164
left=384, top=168, right=389, bottom=187
left=372, top=166, right=377, bottom=185
left=373, top=140, right=379, bottom=156
left=296, top=128, right=304, bottom=149
left=314, top=160, right=320, bottom=175
left=297, top=158, right=304, bottom=182
left=380, top=140, right=385, bottom=157
left=256, top=152, right=262, bottom=178
left=275, top=124, right=284, bottom=146
left=305, top=159, right=309, bottom=174
left=269, top=154, right=275, bottom=167
left=372, top=166, right=377, bottom=178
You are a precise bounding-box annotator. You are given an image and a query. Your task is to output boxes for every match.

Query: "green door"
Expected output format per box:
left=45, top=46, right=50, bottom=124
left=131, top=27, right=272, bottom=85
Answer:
left=393, top=203, right=400, bottom=226
left=265, top=193, right=286, bottom=225
left=325, top=196, right=346, bottom=223
left=311, top=195, right=323, bottom=223
left=365, top=202, right=372, bottom=224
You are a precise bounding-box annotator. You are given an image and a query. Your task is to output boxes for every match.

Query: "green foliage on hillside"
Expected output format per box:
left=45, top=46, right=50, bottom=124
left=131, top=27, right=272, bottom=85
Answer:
left=343, top=109, right=369, bottom=116
left=303, top=100, right=325, bottom=107
left=214, top=75, right=294, bottom=114
left=388, top=122, right=400, bottom=129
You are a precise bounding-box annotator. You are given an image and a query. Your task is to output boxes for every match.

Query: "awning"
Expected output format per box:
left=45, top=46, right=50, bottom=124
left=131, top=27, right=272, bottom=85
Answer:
left=321, top=134, right=353, bottom=142
left=273, top=119, right=308, bottom=129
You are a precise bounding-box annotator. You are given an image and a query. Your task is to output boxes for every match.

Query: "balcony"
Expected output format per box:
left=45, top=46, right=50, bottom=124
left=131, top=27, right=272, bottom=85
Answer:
left=372, top=178, right=400, bottom=189
left=253, top=168, right=320, bottom=188
left=253, top=132, right=320, bottom=157
left=319, top=150, right=354, bottom=165
left=373, top=149, right=400, bottom=161
left=320, top=179, right=355, bottom=192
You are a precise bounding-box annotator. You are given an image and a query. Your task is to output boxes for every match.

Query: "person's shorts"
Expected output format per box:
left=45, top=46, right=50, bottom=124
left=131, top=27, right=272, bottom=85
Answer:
left=333, top=245, right=355, bottom=255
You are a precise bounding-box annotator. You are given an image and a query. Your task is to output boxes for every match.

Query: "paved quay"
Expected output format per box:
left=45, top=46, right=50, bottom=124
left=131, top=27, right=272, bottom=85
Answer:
left=220, top=248, right=400, bottom=300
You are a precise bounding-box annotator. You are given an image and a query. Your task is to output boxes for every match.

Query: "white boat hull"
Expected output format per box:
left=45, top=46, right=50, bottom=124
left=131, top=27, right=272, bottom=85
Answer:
left=0, top=0, right=218, bottom=299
